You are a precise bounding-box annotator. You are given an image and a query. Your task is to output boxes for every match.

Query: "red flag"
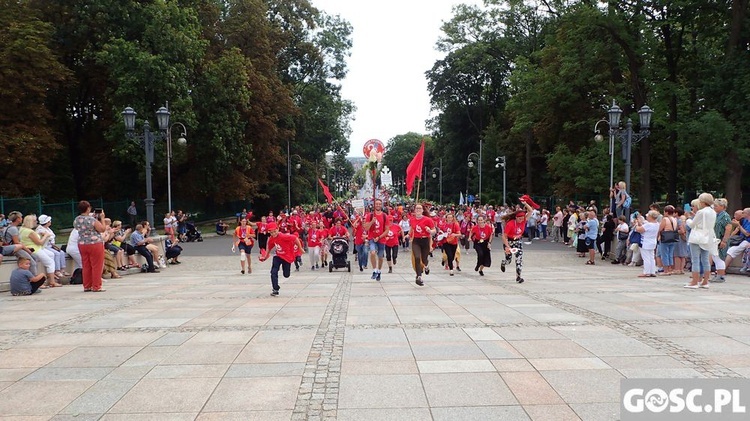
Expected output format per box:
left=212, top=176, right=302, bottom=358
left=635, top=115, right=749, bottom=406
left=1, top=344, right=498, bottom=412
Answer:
left=318, top=178, right=334, bottom=203
left=405, top=141, right=425, bottom=196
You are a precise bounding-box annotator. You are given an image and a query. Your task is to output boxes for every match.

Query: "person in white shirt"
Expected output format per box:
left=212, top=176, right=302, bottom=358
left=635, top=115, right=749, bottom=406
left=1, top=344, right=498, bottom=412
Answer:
left=612, top=215, right=630, bottom=264
left=398, top=214, right=411, bottom=249
left=635, top=211, right=660, bottom=277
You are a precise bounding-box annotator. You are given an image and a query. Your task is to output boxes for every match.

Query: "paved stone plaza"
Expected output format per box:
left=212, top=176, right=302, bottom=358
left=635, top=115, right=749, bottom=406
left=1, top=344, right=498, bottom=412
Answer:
left=1, top=238, right=749, bottom=420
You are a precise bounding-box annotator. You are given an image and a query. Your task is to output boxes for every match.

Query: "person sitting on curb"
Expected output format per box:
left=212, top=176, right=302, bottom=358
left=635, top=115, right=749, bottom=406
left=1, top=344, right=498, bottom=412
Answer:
left=10, top=257, right=46, bottom=296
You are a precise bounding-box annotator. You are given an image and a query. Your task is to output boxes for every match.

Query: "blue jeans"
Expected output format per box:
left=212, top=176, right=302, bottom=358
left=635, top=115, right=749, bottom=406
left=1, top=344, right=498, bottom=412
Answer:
left=540, top=224, right=547, bottom=239
left=660, top=242, right=675, bottom=266
left=368, top=240, right=385, bottom=258
left=356, top=243, right=368, bottom=268
left=270, top=256, right=291, bottom=291
left=689, top=243, right=709, bottom=275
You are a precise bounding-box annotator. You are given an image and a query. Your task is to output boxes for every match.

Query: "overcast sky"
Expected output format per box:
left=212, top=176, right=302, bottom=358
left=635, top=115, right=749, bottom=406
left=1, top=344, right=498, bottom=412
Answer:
left=312, top=0, right=480, bottom=157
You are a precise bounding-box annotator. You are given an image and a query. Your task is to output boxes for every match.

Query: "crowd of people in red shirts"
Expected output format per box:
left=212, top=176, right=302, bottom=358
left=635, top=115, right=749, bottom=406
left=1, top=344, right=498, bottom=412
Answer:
left=231, top=198, right=540, bottom=296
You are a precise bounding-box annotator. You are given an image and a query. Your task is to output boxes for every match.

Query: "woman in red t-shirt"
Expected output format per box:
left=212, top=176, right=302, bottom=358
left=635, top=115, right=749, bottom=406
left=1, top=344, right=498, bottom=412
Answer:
left=501, top=201, right=534, bottom=283
left=469, top=215, right=494, bottom=276
left=384, top=218, right=402, bottom=273
left=233, top=218, right=256, bottom=275
left=409, top=203, right=436, bottom=286
left=307, top=220, right=322, bottom=270
left=439, top=213, right=462, bottom=276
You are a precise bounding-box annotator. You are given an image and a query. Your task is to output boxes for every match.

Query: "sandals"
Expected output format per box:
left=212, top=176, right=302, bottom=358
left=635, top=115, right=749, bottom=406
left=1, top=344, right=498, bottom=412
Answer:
left=585, top=260, right=595, bottom=265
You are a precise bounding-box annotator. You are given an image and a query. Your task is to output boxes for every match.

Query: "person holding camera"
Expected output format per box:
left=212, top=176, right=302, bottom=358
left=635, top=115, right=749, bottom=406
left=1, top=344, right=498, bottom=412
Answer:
left=73, top=201, right=106, bottom=292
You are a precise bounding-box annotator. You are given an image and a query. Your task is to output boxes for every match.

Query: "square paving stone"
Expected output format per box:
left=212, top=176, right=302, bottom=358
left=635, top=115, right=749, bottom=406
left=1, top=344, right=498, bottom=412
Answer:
left=600, top=355, right=688, bottom=369
left=343, top=343, right=415, bottom=361
left=491, top=359, right=536, bottom=372
left=573, top=338, right=663, bottom=357
left=337, top=408, right=432, bottom=420
left=669, top=336, right=750, bottom=355
left=528, top=358, right=610, bottom=371
left=339, top=374, right=428, bottom=408
left=100, top=414, right=197, bottom=421
left=410, top=342, right=488, bottom=360
left=23, top=367, right=113, bottom=381
left=495, top=326, right=567, bottom=341
left=150, top=332, right=196, bottom=346
left=501, top=371, right=564, bottom=405
left=618, top=368, right=705, bottom=378
left=110, top=377, right=220, bottom=413
left=0, top=367, right=35, bottom=381
left=0, top=347, right=72, bottom=368
left=509, top=340, right=594, bottom=359
left=167, top=344, right=244, bottom=364
left=431, top=406, right=530, bottom=420
left=417, top=359, right=495, bottom=373
left=0, top=379, right=95, bottom=416
left=202, top=377, right=300, bottom=411
left=122, top=346, right=179, bottom=367
left=47, top=347, right=142, bottom=368
left=421, top=372, right=518, bottom=407
left=463, top=327, right=504, bottom=341
left=404, top=328, right=471, bottom=343
left=523, top=404, right=582, bottom=421
left=195, top=411, right=293, bottom=420
left=60, top=379, right=138, bottom=414
left=344, top=328, right=409, bottom=344
left=184, top=331, right=257, bottom=345
left=541, top=370, right=623, bottom=403
left=476, top=340, right=524, bottom=359
left=224, top=363, right=305, bottom=377
left=145, top=364, right=229, bottom=379
left=569, top=402, right=619, bottom=421
left=341, top=360, right=418, bottom=375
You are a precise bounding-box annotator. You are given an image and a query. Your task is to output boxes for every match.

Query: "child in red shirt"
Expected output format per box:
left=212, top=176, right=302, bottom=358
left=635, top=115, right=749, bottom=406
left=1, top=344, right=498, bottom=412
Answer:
left=384, top=219, right=402, bottom=273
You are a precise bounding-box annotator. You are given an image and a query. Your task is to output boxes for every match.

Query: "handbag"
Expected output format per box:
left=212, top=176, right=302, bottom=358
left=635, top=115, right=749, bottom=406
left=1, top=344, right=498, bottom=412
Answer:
left=660, top=218, right=679, bottom=243
left=688, top=230, right=709, bottom=245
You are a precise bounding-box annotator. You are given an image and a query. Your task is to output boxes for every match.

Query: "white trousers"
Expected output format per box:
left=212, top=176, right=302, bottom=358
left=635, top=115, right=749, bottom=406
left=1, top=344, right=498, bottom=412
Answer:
left=642, top=247, right=656, bottom=275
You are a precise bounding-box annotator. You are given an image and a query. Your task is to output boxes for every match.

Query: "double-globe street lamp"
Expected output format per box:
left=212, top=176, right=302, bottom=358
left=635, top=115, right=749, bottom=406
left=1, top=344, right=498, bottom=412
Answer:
left=495, top=156, right=506, bottom=206
left=594, top=100, right=654, bottom=192
left=122, top=105, right=186, bottom=227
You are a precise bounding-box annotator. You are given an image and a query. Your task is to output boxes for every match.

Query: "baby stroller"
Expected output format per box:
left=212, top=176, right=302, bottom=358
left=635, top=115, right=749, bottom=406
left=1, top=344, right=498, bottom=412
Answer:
left=329, top=237, right=351, bottom=272
left=181, top=221, right=203, bottom=242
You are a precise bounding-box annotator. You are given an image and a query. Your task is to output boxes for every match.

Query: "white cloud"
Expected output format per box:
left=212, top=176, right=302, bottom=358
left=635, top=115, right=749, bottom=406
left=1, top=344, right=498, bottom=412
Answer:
left=312, top=0, right=480, bottom=157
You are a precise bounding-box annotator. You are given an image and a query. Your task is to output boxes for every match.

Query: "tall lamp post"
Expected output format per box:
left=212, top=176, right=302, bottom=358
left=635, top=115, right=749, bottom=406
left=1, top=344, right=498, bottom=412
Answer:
left=166, top=122, right=187, bottom=213
left=594, top=100, right=653, bottom=192
left=431, top=159, right=442, bottom=205
left=467, top=152, right=479, bottom=203
left=122, top=105, right=171, bottom=227
left=495, top=156, right=506, bottom=206
left=288, top=152, right=301, bottom=211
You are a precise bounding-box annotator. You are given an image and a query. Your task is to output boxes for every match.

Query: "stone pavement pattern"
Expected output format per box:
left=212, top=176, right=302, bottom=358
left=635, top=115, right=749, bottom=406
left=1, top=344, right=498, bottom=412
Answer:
left=1, top=238, right=749, bottom=420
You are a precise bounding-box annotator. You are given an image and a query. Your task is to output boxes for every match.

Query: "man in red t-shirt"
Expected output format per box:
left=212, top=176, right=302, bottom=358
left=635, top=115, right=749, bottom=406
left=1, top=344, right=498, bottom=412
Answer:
left=409, top=203, right=436, bottom=286
left=261, top=222, right=303, bottom=296
left=363, top=199, right=390, bottom=281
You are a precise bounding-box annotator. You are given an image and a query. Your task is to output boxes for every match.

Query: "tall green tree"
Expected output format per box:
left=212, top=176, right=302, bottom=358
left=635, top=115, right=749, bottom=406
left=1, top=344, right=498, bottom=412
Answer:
left=0, top=0, right=69, bottom=196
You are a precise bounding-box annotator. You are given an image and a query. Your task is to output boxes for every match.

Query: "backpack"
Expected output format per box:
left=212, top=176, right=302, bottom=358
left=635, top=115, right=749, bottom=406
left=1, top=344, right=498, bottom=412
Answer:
left=69, top=268, right=83, bottom=285
left=623, top=193, right=632, bottom=209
